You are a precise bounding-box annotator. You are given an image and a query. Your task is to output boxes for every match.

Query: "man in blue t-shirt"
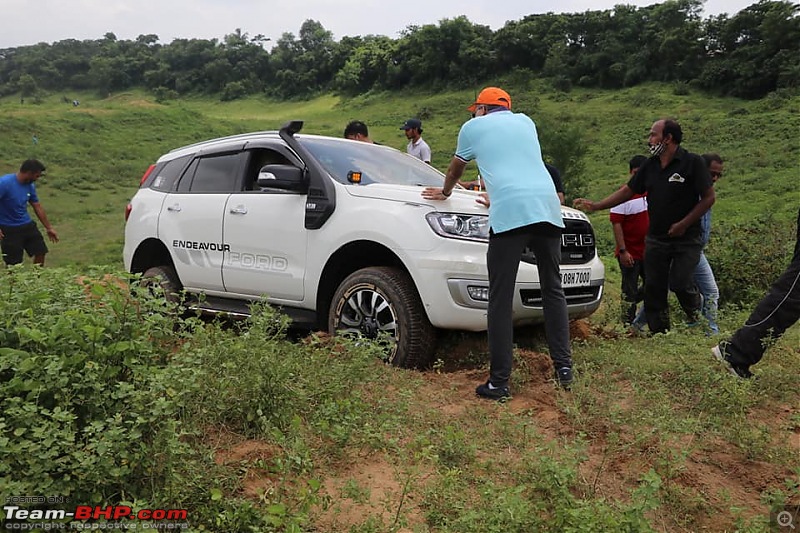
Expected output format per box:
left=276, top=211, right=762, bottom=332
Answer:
left=422, top=87, right=573, bottom=400
left=0, top=159, right=59, bottom=266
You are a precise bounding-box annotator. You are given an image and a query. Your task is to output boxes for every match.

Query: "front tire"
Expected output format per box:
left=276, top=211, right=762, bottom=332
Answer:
left=329, top=267, right=435, bottom=368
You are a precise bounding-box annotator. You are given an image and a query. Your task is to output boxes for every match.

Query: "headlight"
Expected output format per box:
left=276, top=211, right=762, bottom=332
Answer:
left=426, top=213, right=490, bottom=242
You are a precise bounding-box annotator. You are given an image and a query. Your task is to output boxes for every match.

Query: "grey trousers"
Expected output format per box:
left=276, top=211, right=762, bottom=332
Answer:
left=486, top=223, right=572, bottom=388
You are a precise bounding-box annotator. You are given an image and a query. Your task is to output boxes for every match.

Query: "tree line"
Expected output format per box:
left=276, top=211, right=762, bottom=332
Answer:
left=1, top=0, right=797, bottom=102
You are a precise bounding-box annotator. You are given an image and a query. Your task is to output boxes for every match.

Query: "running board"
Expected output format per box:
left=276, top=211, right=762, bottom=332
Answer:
left=188, top=296, right=318, bottom=328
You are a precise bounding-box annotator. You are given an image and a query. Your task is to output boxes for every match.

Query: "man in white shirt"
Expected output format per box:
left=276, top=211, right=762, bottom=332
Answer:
left=400, top=119, right=431, bottom=164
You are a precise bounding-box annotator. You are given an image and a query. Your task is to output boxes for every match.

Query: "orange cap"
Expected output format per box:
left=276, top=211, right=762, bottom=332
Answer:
left=467, top=87, right=512, bottom=112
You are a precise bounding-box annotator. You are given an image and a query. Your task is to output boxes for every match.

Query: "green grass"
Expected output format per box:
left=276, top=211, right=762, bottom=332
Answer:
left=1, top=82, right=797, bottom=268
left=1, top=268, right=798, bottom=531
left=0, top=84, right=798, bottom=531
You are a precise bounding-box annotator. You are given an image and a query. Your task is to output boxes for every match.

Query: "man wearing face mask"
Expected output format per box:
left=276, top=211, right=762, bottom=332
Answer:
left=574, top=119, right=714, bottom=334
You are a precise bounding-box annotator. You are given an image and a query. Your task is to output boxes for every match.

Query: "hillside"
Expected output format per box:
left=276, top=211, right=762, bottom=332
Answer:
left=1, top=83, right=798, bottom=531
left=0, top=82, right=797, bottom=268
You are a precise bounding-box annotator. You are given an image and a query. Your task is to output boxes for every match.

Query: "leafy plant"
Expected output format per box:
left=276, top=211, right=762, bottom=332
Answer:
left=706, top=214, right=795, bottom=305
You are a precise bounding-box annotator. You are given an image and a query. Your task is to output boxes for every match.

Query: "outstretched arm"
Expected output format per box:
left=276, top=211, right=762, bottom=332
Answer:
left=573, top=185, right=635, bottom=213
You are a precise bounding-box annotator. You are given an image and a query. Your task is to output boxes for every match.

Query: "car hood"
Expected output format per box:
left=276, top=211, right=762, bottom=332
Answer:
left=341, top=183, right=591, bottom=221
left=342, top=183, right=487, bottom=214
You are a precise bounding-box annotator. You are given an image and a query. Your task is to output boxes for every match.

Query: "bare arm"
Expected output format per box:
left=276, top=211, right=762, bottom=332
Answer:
left=573, top=185, right=635, bottom=213
left=422, top=157, right=467, bottom=201
left=668, top=186, right=716, bottom=238
left=31, top=202, right=59, bottom=243
left=612, top=222, right=634, bottom=267
left=557, top=192, right=565, bottom=205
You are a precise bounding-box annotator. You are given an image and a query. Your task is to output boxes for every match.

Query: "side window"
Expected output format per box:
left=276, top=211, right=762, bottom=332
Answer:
left=189, top=153, right=244, bottom=193
left=246, top=149, right=293, bottom=191
left=174, top=153, right=244, bottom=193
left=149, top=155, right=192, bottom=191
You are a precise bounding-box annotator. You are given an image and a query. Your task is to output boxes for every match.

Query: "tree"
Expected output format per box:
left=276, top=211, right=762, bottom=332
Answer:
left=391, top=17, right=495, bottom=89
left=18, top=73, right=37, bottom=96
left=699, top=1, right=800, bottom=97
left=333, top=36, right=394, bottom=94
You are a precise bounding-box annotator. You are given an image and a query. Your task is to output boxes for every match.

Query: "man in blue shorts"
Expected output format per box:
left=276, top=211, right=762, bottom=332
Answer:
left=0, top=159, right=59, bottom=266
left=422, top=87, right=573, bottom=399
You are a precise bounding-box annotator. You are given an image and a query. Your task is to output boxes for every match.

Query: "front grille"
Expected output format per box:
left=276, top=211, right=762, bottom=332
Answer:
left=521, top=218, right=596, bottom=265
left=520, top=285, right=601, bottom=307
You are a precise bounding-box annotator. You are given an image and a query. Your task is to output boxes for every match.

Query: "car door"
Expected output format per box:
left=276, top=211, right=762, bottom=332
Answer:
left=222, top=147, right=308, bottom=301
left=159, top=151, right=245, bottom=292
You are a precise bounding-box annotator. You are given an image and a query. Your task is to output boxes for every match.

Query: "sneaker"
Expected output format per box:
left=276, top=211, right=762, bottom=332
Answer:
left=555, top=367, right=573, bottom=390
left=475, top=381, right=511, bottom=401
left=711, top=342, right=753, bottom=379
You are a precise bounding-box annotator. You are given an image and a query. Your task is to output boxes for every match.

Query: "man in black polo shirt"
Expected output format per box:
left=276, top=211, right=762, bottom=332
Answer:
left=574, top=119, right=715, bottom=333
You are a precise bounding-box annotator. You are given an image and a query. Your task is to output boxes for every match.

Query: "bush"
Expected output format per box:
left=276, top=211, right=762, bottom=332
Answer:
left=221, top=81, right=248, bottom=101
left=535, top=119, right=587, bottom=202
left=706, top=214, right=795, bottom=306
left=152, top=86, right=178, bottom=103
left=0, top=269, right=198, bottom=500
left=551, top=76, right=572, bottom=93
left=672, top=82, right=690, bottom=95
left=0, top=268, right=387, bottom=529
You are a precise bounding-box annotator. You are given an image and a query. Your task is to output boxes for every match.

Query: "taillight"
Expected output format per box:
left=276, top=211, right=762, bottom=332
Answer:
left=139, top=164, right=156, bottom=186
left=125, top=203, right=132, bottom=222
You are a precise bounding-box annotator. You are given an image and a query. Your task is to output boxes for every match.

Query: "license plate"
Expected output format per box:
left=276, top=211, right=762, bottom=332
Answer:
left=561, top=269, right=591, bottom=288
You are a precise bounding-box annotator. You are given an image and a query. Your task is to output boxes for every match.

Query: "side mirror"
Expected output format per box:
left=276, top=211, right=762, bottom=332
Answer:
left=256, top=164, right=307, bottom=192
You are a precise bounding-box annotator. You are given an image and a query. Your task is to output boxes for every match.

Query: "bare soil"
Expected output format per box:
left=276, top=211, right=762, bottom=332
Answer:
left=211, top=321, right=799, bottom=532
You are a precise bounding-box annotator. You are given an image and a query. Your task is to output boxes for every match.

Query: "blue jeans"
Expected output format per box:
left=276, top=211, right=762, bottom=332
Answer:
left=693, top=252, right=720, bottom=334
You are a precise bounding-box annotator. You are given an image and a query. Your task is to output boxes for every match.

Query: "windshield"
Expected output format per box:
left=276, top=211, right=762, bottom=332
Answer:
left=298, top=136, right=445, bottom=187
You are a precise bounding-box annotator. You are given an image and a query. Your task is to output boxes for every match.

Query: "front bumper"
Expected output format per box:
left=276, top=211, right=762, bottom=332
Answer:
left=413, top=243, right=605, bottom=331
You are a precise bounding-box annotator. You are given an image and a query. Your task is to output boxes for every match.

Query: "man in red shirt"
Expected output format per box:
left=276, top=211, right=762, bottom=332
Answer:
left=609, top=155, right=648, bottom=325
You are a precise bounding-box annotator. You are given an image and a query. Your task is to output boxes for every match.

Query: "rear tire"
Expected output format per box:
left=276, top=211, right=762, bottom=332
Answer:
left=141, top=265, right=182, bottom=304
left=329, top=266, right=436, bottom=368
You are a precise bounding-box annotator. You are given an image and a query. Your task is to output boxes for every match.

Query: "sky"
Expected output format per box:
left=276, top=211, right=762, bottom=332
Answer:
left=2, top=0, right=758, bottom=49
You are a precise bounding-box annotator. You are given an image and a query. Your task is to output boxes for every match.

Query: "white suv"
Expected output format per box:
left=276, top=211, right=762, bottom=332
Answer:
left=124, top=121, right=604, bottom=367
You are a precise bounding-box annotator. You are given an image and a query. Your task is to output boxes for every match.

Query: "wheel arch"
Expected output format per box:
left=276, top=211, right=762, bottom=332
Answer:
left=316, top=240, right=416, bottom=328
left=130, top=238, right=178, bottom=280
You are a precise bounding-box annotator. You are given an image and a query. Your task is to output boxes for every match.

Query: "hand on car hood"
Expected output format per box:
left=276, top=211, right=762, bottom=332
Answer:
left=343, top=183, right=488, bottom=213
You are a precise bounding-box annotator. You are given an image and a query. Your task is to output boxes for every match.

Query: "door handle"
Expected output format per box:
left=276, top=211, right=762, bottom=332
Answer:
left=229, top=205, right=248, bottom=215
left=166, top=204, right=182, bottom=212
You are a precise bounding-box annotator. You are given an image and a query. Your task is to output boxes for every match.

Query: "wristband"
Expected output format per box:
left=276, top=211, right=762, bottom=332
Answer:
left=619, top=248, right=626, bottom=254
left=441, top=189, right=452, bottom=198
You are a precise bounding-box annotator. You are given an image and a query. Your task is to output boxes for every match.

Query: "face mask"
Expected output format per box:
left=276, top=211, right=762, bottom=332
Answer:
left=649, top=142, right=666, bottom=158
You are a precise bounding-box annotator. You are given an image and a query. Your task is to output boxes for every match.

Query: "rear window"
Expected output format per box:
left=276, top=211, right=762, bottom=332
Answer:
left=148, top=155, right=192, bottom=191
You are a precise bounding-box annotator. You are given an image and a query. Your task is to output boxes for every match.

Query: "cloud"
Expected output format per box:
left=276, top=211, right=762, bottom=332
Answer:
left=1, top=0, right=756, bottom=48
